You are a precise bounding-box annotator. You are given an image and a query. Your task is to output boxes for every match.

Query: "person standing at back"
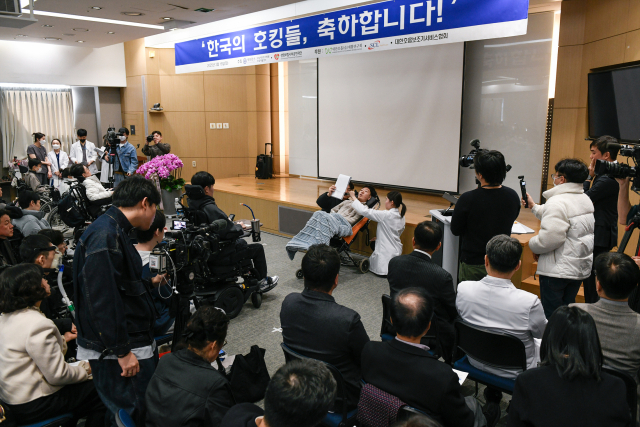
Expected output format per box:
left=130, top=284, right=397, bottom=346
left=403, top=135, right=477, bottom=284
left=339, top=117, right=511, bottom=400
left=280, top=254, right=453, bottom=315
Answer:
left=27, top=132, right=52, bottom=186
left=69, top=129, right=98, bottom=176
left=451, top=150, right=521, bottom=282
left=47, top=139, right=69, bottom=189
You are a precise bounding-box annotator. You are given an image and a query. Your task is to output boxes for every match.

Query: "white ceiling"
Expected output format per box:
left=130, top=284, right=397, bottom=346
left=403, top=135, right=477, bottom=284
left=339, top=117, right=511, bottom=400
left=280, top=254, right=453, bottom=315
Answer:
left=0, top=0, right=303, bottom=47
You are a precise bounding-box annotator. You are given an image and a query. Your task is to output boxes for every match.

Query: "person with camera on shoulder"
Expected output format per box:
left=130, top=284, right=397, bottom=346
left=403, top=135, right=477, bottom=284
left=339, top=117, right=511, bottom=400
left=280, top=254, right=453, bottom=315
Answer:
left=451, top=150, right=521, bottom=282
left=109, top=127, right=138, bottom=188
left=142, top=130, right=171, bottom=159
left=73, top=176, right=167, bottom=426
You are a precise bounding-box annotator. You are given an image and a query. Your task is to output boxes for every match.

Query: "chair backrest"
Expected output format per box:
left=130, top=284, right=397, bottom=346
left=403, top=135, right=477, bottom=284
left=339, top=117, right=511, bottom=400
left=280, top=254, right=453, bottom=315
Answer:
left=380, top=294, right=436, bottom=341
left=602, top=367, right=638, bottom=422
left=357, top=383, right=406, bottom=427
left=115, top=409, right=136, bottom=427
left=454, top=320, right=527, bottom=371
left=280, top=343, right=350, bottom=424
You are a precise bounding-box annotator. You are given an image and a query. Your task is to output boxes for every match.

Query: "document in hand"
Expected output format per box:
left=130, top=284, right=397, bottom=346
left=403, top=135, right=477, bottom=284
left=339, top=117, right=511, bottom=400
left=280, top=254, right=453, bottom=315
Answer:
left=511, top=221, right=535, bottom=234
left=331, top=174, right=352, bottom=200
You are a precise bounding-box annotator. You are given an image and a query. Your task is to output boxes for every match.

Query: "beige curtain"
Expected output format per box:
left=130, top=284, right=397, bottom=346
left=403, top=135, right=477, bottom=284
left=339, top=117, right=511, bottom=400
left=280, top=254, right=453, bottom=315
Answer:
left=0, top=88, right=75, bottom=166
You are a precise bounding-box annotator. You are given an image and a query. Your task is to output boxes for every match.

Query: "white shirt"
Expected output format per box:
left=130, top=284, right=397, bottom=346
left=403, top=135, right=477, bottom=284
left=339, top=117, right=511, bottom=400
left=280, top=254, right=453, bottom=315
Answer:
left=69, top=140, right=98, bottom=175
left=413, top=249, right=431, bottom=258
left=456, top=275, right=547, bottom=379
left=77, top=341, right=156, bottom=361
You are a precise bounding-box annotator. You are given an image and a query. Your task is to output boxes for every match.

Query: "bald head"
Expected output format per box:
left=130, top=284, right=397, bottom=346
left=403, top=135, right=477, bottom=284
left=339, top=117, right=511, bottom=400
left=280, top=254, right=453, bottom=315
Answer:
left=391, top=288, right=434, bottom=338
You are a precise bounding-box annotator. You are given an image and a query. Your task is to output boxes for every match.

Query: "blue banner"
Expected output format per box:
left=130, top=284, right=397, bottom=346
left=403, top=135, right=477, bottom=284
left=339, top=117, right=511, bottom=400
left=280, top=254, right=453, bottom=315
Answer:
left=175, top=0, right=529, bottom=72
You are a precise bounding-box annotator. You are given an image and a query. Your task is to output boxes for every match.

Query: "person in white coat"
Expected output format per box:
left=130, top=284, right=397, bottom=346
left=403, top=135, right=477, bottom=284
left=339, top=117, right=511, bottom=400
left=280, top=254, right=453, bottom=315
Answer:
left=523, top=158, right=595, bottom=318
left=349, top=190, right=406, bottom=276
left=46, top=139, right=69, bottom=189
left=69, top=129, right=98, bottom=176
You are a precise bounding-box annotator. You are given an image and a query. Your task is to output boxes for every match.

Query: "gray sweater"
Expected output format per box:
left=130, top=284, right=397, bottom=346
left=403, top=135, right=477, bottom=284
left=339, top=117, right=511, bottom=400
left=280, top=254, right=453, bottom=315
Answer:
left=13, top=209, right=50, bottom=236
left=331, top=200, right=362, bottom=226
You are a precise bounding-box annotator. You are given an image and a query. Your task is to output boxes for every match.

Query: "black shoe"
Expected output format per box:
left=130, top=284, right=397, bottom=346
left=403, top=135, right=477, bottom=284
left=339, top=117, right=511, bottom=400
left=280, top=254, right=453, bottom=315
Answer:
left=483, top=387, right=503, bottom=404
left=482, top=401, right=501, bottom=427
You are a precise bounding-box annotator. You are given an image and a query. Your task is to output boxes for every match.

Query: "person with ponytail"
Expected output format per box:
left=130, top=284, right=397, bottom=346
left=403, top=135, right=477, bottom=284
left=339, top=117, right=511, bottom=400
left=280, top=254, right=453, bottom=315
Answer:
left=145, top=305, right=235, bottom=427
left=349, top=189, right=406, bottom=276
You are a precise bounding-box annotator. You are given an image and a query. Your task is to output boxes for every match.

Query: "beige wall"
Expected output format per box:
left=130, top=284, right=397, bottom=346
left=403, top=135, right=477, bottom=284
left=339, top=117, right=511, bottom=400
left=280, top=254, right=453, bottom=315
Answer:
left=121, top=38, right=281, bottom=180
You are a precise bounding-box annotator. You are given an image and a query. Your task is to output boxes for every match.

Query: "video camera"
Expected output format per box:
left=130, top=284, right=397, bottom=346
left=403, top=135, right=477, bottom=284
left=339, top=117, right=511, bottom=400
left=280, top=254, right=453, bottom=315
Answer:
left=460, top=139, right=483, bottom=168
left=595, top=143, right=640, bottom=191
left=146, top=134, right=155, bottom=143
left=105, top=126, right=124, bottom=150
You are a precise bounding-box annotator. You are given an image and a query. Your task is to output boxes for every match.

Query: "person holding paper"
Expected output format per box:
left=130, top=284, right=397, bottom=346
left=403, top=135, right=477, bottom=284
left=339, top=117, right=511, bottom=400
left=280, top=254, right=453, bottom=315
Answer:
left=317, top=181, right=355, bottom=213
left=348, top=190, right=406, bottom=276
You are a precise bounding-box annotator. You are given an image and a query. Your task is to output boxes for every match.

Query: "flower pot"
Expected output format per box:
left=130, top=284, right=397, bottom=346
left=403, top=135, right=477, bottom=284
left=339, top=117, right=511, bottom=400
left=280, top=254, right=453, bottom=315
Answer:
left=161, top=188, right=184, bottom=215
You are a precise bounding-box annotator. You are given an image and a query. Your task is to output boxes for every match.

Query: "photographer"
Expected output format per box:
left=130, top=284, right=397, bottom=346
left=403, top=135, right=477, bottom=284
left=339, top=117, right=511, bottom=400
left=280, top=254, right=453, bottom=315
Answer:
left=142, top=130, right=171, bottom=159
left=188, top=171, right=278, bottom=293
left=109, top=127, right=138, bottom=187
left=73, top=175, right=165, bottom=425
left=451, top=150, right=521, bottom=282
left=582, top=136, right=619, bottom=303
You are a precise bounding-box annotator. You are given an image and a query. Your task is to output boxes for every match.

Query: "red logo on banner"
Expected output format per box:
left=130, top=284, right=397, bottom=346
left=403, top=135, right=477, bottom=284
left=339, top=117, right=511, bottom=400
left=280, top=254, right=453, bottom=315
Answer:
left=274, top=54, right=280, bottom=60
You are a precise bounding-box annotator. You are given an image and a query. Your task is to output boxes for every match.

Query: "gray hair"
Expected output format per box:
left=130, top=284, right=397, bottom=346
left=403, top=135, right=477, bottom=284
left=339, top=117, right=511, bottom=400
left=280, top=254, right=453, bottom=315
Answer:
left=486, top=235, right=522, bottom=273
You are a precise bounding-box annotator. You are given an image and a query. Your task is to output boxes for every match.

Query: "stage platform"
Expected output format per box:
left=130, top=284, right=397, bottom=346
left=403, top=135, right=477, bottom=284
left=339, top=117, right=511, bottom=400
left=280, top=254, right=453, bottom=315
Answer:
left=212, top=176, right=550, bottom=290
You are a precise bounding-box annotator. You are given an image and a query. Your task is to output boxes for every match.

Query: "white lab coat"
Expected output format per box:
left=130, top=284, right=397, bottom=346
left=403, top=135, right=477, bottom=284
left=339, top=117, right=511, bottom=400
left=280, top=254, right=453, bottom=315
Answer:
left=351, top=199, right=405, bottom=275
left=69, top=140, right=98, bottom=175
left=46, top=150, right=69, bottom=189
left=99, top=150, right=112, bottom=184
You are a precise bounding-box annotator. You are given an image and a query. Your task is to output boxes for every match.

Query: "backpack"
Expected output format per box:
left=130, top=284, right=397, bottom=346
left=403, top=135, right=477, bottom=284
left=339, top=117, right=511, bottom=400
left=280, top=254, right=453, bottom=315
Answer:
left=58, top=194, right=85, bottom=228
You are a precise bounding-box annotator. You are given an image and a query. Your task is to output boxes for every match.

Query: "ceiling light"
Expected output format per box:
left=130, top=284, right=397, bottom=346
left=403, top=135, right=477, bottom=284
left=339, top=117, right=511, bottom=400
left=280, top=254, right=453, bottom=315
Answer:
left=107, top=31, right=115, bottom=34
left=77, top=40, right=85, bottom=43
left=19, top=9, right=164, bottom=30
left=62, top=33, right=75, bottom=36
left=73, top=28, right=89, bottom=32
left=16, top=34, right=27, bottom=37
left=43, top=37, right=61, bottom=40
left=90, top=6, right=102, bottom=10
left=194, top=8, right=215, bottom=13
left=162, top=17, right=172, bottom=20
left=42, top=24, right=53, bottom=27
left=122, top=12, right=144, bottom=16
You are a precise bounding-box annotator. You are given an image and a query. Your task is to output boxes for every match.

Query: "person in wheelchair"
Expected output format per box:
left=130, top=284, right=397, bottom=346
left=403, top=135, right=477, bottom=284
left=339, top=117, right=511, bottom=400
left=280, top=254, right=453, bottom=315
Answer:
left=13, top=191, right=51, bottom=237
left=23, top=158, right=49, bottom=193
left=69, top=164, right=113, bottom=204
left=187, top=172, right=278, bottom=293
left=317, top=180, right=356, bottom=213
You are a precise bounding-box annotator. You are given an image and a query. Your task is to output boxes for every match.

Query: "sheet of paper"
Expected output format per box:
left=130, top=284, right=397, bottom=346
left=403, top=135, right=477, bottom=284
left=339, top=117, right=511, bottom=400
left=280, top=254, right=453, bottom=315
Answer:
left=511, top=221, right=535, bottom=234
left=452, top=368, right=469, bottom=385
left=331, top=174, right=352, bottom=200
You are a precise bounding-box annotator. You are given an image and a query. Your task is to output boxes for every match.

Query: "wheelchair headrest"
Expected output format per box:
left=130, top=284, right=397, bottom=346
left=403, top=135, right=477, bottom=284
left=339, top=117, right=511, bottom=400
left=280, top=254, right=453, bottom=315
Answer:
left=366, top=196, right=380, bottom=209
left=18, top=165, right=28, bottom=174
left=185, top=184, right=205, bottom=200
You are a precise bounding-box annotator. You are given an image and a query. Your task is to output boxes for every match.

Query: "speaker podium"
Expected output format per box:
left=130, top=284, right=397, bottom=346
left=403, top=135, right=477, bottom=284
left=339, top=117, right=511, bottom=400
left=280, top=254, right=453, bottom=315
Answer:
left=430, top=209, right=460, bottom=286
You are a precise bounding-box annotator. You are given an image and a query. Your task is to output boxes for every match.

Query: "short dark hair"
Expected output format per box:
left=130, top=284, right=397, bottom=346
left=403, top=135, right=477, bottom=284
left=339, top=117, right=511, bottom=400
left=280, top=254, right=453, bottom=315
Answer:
left=540, top=306, right=602, bottom=381
left=486, top=235, right=522, bottom=273
left=594, top=252, right=640, bottom=300
left=0, top=264, right=47, bottom=313
left=390, top=287, right=434, bottom=338
left=118, top=127, right=130, bottom=136
left=18, top=191, right=40, bottom=209
left=302, top=244, right=340, bottom=293
left=69, top=163, right=86, bottom=181
left=112, top=175, right=161, bottom=208
left=590, top=135, right=619, bottom=161
left=474, top=150, right=507, bottom=186
left=191, top=171, right=215, bottom=189
left=264, top=360, right=337, bottom=427
left=414, top=221, right=442, bottom=252
left=28, top=158, right=41, bottom=170
left=362, top=184, right=377, bottom=200
left=19, top=234, right=54, bottom=263
left=135, top=210, right=166, bottom=243
left=60, top=167, right=70, bottom=178
left=152, top=130, right=162, bottom=137
left=555, top=158, right=589, bottom=183
left=77, top=129, right=87, bottom=137
left=38, top=229, right=64, bottom=246
left=183, top=305, right=229, bottom=351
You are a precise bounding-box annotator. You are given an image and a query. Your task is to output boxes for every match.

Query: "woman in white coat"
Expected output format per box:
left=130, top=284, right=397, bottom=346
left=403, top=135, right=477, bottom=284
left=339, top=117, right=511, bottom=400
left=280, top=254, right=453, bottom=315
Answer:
left=47, top=139, right=69, bottom=189
left=349, top=190, right=406, bottom=276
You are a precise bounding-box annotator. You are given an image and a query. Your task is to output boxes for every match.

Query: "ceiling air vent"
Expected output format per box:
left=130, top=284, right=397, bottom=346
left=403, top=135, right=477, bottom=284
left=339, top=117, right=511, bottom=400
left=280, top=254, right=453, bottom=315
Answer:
left=0, top=0, right=20, bottom=16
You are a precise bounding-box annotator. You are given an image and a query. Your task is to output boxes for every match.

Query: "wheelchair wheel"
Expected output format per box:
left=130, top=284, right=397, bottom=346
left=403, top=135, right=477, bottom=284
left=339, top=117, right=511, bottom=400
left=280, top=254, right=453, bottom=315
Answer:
left=359, top=258, right=370, bottom=274
left=45, top=206, right=65, bottom=230
left=214, top=286, right=244, bottom=319
left=251, top=292, right=262, bottom=308
left=295, top=269, right=304, bottom=279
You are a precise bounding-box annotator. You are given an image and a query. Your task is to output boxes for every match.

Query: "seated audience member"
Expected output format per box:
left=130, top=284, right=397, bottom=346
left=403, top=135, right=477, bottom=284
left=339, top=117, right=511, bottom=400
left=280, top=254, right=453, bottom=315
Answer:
left=0, top=209, right=19, bottom=267
left=0, top=264, right=105, bottom=426
left=362, top=288, right=496, bottom=427
left=14, top=191, right=51, bottom=236
left=70, top=163, right=113, bottom=203
left=280, top=244, right=370, bottom=407
left=387, top=221, right=458, bottom=363
left=38, top=228, right=68, bottom=256
left=135, top=210, right=174, bottom=336
left=145, top=305, right=235, bottom=427
left=508, top=306, right=631, bottom=427
left=187, top=171, right=278, bottom=292
left=221, top=359, right=337, bottom=427
left=456, top=235, right=547, bottom=379
left=23, top=158, right=48, bottom=192
left=571, top=252, right=640, bottom=382
left=317, top=181, right=356, bottom=213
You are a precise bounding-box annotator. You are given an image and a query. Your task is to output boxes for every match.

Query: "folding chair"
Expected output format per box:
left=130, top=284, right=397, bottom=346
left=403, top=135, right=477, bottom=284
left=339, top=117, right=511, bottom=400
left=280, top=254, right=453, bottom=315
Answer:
left=602, top=367, right=637, bottom=422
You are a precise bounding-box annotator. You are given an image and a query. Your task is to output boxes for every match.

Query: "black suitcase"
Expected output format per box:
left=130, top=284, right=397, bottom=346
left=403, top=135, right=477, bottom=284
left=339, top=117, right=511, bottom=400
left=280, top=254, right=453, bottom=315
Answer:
left=255, top=143, right=273, bottom=179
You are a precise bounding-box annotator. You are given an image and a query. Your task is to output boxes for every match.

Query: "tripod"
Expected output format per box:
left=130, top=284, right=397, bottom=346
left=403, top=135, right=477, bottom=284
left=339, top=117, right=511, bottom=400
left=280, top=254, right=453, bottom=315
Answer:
left=106, top=142, right=125, bottom=189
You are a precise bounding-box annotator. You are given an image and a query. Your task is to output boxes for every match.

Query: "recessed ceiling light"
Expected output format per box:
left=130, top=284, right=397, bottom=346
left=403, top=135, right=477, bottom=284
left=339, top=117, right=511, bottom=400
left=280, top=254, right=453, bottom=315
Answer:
left=42, top=24, right=53, bottom=27
left=16, top=34, right=27, bottom=37
left=107, top=31, right=115, bottom=34
left=73, top=28, right=89, bottom=32
left=90, top=6, right=102, bottom=10
left=162, top=17, right=172, bottom=20
left=121, top=12, right=144, bottom=16
left=62, top=33, right=75, bottom=36
left=77, top=40, right=85, bottom=43
left=43, top=37, right=61, bottom=41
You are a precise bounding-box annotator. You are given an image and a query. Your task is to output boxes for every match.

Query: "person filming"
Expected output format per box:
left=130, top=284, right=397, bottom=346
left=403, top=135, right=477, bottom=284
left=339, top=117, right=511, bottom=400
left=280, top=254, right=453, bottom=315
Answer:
left=451, top=150, right=521, bottom=282
left=142, top=130, right=170, bottom=159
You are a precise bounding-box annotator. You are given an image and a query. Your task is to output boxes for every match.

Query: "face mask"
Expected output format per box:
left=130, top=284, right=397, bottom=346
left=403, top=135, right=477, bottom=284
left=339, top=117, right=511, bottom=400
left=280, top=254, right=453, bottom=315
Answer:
left=119, top=136, right=126, bottom=142
left=52, top=144, right=60, bottom=150
left=40, top=140, right=46, bottom=145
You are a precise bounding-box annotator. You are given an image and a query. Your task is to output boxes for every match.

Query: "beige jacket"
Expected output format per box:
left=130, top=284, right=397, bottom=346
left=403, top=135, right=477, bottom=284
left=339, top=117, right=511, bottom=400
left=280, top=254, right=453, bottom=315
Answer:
left=331, top=200, right=362, bottom=226
left=0, top=307, right=90, bottom=405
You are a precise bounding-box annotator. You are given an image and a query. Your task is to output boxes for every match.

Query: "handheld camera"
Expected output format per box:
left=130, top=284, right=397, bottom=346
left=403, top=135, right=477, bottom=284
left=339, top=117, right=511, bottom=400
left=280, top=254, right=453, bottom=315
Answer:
left=518, top=175, right=528, bottom=208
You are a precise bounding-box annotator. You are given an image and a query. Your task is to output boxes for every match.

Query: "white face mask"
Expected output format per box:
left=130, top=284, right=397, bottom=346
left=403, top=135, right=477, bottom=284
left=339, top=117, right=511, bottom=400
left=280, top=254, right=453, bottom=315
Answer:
left=52, top=144, right=60, bottom=150
left=119, top=136, right=126, bottom=142
left=40, top=139, right=46, bottom=145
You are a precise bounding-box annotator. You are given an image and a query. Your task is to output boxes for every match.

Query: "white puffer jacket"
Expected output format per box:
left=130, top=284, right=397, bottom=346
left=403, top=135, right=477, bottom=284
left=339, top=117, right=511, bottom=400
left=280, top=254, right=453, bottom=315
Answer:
left=529, top=183, right=595, bottom=280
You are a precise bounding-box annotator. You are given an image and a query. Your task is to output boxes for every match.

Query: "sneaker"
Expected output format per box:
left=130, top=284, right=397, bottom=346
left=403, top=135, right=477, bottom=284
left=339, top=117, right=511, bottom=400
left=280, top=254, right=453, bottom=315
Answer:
left=259, top=276, right=279, bottom=293
left=482, top=401, right=501, bottom=427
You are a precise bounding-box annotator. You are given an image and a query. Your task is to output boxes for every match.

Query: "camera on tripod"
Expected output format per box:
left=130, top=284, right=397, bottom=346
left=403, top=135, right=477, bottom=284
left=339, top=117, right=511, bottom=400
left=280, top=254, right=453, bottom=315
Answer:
left=105, top=127, right=125, bottom=150
left=595, top=143, right=640, bottom=190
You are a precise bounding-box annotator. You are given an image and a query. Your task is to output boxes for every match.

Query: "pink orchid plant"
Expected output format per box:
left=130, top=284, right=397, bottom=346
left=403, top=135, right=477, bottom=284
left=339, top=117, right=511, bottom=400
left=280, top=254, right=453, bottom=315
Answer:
left=136, top=153, right=185, bottom=191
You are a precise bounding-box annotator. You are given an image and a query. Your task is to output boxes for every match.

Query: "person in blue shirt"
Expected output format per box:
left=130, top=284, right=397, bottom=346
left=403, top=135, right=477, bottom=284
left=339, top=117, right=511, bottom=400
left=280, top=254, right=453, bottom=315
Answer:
left=110, top=127, right=138, bottom=187
left=134, top=210, right=174, bottom=337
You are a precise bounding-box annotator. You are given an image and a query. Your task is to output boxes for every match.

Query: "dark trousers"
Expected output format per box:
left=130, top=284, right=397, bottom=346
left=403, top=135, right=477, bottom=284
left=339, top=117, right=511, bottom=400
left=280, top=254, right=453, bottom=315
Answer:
left=237, top=239, right=268, bottom=279
left=583, top=246, right=610, bottom=303
left=7, top=381, right=106, bottom=427
left=90, top=351, right=158, bottom=427
left=36, top=172, right=48, bottom=185
left=539, top=275, right=583, bottom=318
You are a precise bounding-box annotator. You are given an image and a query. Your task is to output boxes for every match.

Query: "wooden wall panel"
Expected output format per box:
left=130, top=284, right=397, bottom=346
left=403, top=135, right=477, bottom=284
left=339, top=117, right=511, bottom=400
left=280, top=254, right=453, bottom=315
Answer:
left=205, top=112, right=255, bottom=158
left=572, top=108, right=590, bottom=160
left=578, top=34, right=627, bottom=106
left=124, top=39, right=146, bottom=77
left=549, top=108, right=580, bottom=171
left=122, top=112, right=145, bottom=155
left=559, top=0, right=587, bottom=47
left=624, top=29, right=640, bottom=61
left=146, top=74, right=161, bottom=109
left=158, top=48, right=177, bottom=76
left=584, top=0, right=630, bottom=43
left=207, top=157, right=252, bottom=179
left=145, top=48, right=159, bottom=75
left=256, top=74, right=271, bottom=112
left=122, top=76, right=143, bottom=113
left=204, top=66, right=256, bottom=75
left=629, top=0, right=640, bottom=32
left=203, top=75, right=258, bottom=112
left=554, top=45, right=584, bottom=109
left=159, top=75, right=205, bottom=112
left=177, top=157, right=201, bottom=180
left=162, top=112, right=207, bottom=158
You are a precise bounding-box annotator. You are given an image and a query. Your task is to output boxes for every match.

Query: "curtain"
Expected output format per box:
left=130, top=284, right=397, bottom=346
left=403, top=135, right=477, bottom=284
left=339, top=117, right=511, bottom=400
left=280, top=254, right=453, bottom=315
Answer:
left=0, top=88, right=75, bottom=166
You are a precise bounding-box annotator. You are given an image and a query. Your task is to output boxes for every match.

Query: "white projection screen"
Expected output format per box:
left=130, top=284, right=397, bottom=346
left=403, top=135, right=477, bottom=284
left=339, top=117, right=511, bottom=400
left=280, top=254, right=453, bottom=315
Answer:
left=318, top=43, right=464, bottom=192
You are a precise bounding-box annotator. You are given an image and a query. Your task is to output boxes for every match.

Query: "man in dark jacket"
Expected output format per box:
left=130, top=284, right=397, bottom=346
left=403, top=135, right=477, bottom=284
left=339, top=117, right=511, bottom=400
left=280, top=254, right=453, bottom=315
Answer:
left=387, top=221, right=458, bottom=363
left=316, top=181, right=355, bottom=213
left=73, top=176, right=165, bottom=426
left=583, top=135, right=619, bottom=303
left=188, top=171, right=278, bottom=293
left=280, top=244, right=370, bottom=408
left=362, top=288, right=496, bottom=427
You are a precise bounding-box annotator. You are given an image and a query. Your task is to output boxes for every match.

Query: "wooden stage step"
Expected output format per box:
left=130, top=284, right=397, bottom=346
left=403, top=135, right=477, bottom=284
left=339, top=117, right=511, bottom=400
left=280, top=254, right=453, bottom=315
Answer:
left=521, top=275, right=585, bottom=303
